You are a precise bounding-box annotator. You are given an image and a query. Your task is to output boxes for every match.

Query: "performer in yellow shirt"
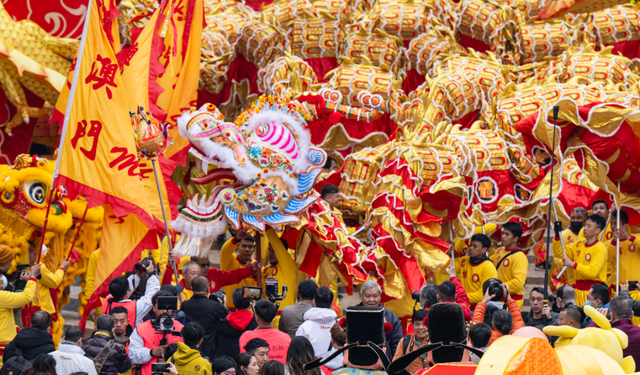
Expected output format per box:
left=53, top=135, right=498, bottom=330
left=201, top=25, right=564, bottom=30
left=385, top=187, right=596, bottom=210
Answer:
left=456, top=233, right=498, bottom=310
left=491, top=222, right=528, bottom=309
left=555, top=214, right=608, bottom=306
left=591, top=199, right=613, bottom=242
left=220, top=227, right=257, bottom=309
left=549, top=207, right=588, bottom=291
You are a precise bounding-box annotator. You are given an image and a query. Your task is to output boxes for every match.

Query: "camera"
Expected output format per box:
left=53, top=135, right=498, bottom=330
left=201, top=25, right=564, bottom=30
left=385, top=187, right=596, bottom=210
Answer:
left=16, top=264, right=30, bottom=272
left=151, top=362, right=169, bottom=374
left=630, top=281, right=638, bottom=291
left=411, top=291, right=420, bottom=301
left=134, top=259, right=152, bottom=273
left=156, top=315, right=174, bottom=331
left=265, top=277, right=287, bottom=305
left=484, top=279, right=504, bottom=302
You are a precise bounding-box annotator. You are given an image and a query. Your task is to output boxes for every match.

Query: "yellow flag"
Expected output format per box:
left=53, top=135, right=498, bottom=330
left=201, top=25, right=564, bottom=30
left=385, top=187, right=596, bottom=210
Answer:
left=56, top=0, right=154, bottom=228
left=156, top=0, right=203, bottom=164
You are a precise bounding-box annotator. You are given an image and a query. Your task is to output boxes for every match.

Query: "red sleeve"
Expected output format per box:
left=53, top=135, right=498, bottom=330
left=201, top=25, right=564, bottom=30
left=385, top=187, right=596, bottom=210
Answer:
left=451, top=277, right=471, bottom=310
left=162, top=264, right=174, bottom=285
left=472, top=302, right=486, bottom=325
left=208, top=266, right=255, bottom=289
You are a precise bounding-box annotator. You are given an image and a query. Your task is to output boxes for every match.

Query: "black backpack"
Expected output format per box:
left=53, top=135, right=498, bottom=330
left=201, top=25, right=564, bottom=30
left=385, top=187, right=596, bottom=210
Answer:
left=0, top=348, right=32, bottom=375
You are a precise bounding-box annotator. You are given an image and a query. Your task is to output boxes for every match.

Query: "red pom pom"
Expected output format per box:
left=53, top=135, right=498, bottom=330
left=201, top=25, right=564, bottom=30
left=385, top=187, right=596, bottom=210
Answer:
left=384, top=322, right=393, bottom=333
left=339, top=317, right=347, bottom=329
left=328, top=112, right=342, bottom=124
left=423, top=316, right=428, bottom=327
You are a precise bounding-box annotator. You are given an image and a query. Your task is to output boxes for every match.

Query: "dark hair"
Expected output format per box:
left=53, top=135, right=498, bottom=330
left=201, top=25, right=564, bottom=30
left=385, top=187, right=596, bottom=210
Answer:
left=590, top=283, right=610, bottom=304
left=330, top=323, right=346, bottom=347
left=502, top=222, right=523, bottom=243
left=611, top=209, right=629, bottom=226
left=64, top=326, right=83, bottom=342
left=109, top=306, right=128, bottom=316
left=438, top=280, right=456, bottom=301
left=412, top=308, right=428, bottom=323
left=192, top=276, right=209, bottom=293
left=236, top=353, right=255, bottom=374
left=469, top=323, right=492, bottom=348
left=96, top=314, right=114, bottom=332
left=232, top=287, right=252, bottom=310
left=31, top=310, right=51, bottom=331
left=320, top=184, right=340, bottom=200
left=164, top=343, right=178, bottom=361
left=29, top=354, right=57, bottom=375
left=470, top=234, right=491, bottom=250
left=421, top=284, right=438, bottom=308
left=240, top=235, right=256, bottom=244
left=314, top=286, right=334, bottom=309
left=530, top=287, right=544, bottom=297
left=592, top=199, right=609, bottom=210
left=108, top=276, right=129, bottom=301
left=182, top=322, right=205, bottom=346
left=287, top=337, right=320, bottom=375
left=323, top=158, right=337, bottom=169
left=610, top=296, right=633, bottom=320
left=244, top=338, right=269, bottom=354
left=260, top=360, right=285, bottom=375
left=152, top=290, right=174, bottom=306
left=70, top=373, right=89, bottom=375
left=254, top=299, right=278, bottom=323
left=587, top=214, right=607, bottom=231
left=492, top=309, right=513, bottom=336
left=562, top=306, right=582, bottom=325
left=213, top=355, right=237, bottom=375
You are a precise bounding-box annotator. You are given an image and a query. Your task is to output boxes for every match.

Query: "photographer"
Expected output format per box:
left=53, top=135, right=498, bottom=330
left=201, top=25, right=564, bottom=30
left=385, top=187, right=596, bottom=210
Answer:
left=522, top=288, right=559, bottom=330
left=129, top=290, right=184, bottom=375
left=472, top=282, right=524, bottom=345
left=181, top=276, right=228, bottom=359
left=102, top=259, right=159, bottom=329
left=0, top=264, right=40, bottom=355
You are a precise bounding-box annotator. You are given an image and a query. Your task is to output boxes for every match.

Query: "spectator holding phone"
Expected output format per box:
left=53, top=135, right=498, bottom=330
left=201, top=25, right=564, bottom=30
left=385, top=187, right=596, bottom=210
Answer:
left=168, top=322, right=212, bottom=375
left=522, top=288, right=559, bottom=330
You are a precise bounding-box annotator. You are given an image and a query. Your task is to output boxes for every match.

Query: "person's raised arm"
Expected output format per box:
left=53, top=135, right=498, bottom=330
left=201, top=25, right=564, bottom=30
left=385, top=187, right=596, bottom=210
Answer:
left=39, top=261, right=68, bottom=288
left=136, top=262, right=160, bottom=325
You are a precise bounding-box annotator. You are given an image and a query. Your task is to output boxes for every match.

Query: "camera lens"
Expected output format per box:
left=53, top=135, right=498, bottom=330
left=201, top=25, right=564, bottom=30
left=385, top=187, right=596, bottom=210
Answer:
left=162, top=316, right=173, bottom=329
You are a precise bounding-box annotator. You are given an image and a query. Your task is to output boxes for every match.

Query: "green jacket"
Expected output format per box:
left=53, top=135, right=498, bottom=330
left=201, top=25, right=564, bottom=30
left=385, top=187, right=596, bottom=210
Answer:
left=171, top=342, right=213, bottom=375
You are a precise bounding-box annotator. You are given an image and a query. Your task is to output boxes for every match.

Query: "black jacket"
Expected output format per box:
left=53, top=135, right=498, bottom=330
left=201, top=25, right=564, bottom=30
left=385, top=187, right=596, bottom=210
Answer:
left=214, top=311, right=258, bottom=358
left=82, top=330, right=132, bottom=375
left=3, top=328, right=55, bottom=362
left=181, top=294, right=229, bottom=359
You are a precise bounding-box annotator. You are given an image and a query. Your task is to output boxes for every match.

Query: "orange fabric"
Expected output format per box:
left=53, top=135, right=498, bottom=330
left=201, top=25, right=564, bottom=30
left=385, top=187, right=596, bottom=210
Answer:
left=472, top=300, right=524, bottom=345
left=137, top=319, right=184, bottom=375
left=393, top=334, right=427, bottom=374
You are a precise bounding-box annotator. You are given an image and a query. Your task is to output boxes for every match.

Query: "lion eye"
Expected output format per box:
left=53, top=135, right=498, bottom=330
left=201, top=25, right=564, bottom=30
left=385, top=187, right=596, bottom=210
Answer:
left=24, top=181, right=46, bottom=205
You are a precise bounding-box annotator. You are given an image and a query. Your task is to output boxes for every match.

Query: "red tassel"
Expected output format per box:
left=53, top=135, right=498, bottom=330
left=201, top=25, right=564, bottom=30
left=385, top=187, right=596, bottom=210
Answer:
left=328, top=112, right=342, bottom=124
left=339, top=317, right=347, bottom=328
left=384, top=322, right=393, bottom=333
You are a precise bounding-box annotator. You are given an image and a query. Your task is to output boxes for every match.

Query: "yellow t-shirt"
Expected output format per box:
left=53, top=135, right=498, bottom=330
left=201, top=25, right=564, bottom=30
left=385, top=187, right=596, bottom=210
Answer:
left=491, top=247, right=528, bottom=297
left=456, top=256, right=498, bottom=305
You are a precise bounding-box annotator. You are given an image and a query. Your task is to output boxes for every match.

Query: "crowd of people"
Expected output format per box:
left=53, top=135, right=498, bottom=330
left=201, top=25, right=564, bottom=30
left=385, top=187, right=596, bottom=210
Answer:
left=0, top=173, right=639, bottom=375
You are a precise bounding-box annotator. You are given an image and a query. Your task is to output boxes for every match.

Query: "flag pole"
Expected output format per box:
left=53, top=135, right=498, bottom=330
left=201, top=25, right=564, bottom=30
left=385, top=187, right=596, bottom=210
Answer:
left=543, top=105, right=560, bottom=298
left=37, top=0, right=94, bottom=264
left=151, top=157, right=182, bottom=303
left=616, top=181, right=621, bottom=295
left=66, top=205, right=89, bottom=261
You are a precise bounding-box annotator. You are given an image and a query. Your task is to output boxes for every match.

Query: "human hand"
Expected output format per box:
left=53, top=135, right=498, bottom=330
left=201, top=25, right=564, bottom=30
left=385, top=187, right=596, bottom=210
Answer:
left=152, top=345, right=167, bottom=357
left=501, top=284, right=510, bottom=301
left=596, top=308, right=610, bottom=320
left=167, top=362, right=179, bottom=375
left=562, top=257, right=574, bottom=268
left=446, top=262, right=456, bottom=278
left=167, top=252, right=176, bottom=266
left=30, top=264, right=41, bottom=279
left=60, top=260, right=70, bottom=272
left=145, top=260, right=155, bottom=274
left=622, top=281, right=630, bottom=292
left=482, top=288, right=495, bottom=304
left=251, top=260, right=263, bottom=273
left=20, top=271, right=31, bottom=281
left=553, top=221, right=563, bottom=236
left=235, top=227, right=250, bottom=242
left=89, top=309, right=97, bottom=321
left=542, top=303, right=552, bottom=319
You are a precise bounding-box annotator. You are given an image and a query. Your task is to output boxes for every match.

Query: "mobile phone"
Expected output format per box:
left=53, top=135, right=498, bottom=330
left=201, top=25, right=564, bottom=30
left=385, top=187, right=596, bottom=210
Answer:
left=151, top=363, right=169, bottom=373
left=629, top=281, right=638, bottom=291
left=242, top=286, right=262, bottom=300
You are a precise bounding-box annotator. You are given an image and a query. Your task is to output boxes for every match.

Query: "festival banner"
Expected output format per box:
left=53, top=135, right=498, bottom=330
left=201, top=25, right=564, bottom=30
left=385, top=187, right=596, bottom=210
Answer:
left=55, top=0, right=155, bottom=228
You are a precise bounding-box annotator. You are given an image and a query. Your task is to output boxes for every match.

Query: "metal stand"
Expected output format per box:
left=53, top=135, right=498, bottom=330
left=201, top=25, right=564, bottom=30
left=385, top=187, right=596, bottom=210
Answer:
left=543, top=106, right=560, bottom=298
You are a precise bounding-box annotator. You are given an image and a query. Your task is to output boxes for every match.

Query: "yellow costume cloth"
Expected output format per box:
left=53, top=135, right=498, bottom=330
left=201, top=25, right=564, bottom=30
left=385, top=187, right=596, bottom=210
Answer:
left=220, top=238, right=258, bottom=309
left=549, top=228, right=579, bottom=290
left=456, top=256, right=498, bottom=307
left=607, top=235, right=640, bottom=325
left=554, top=238, right=607, bottom=306
left=491, top=247, right=528, bottom=309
